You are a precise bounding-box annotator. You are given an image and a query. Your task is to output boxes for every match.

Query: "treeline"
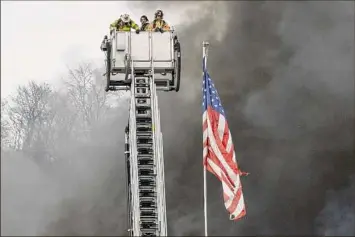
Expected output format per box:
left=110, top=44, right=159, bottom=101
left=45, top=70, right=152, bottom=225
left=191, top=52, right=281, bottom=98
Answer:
left=1, top=62, right=124, bottom=166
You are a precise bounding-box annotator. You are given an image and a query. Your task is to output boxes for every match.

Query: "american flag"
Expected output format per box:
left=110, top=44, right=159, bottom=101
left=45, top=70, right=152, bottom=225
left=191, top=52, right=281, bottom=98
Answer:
left=202, top=56, right=247, bottom=221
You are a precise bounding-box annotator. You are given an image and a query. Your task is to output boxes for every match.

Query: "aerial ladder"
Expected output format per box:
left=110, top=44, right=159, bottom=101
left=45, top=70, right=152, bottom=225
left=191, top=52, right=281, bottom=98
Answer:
left=100, top=29, right=181, bottom=236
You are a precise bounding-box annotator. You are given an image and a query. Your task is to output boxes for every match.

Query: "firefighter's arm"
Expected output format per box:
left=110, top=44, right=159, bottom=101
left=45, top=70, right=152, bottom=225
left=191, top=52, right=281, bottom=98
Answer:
left=131, top=20, right=140, bottom=30
left=109, top=19, right=118, bottom=31
left=163, top=21, right=171, bottom=31
left=147, top=23, right=153, bottom=31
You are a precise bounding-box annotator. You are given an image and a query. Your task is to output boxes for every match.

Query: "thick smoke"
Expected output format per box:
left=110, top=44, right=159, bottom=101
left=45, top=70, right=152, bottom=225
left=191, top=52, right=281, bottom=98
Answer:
left=1, top=151, right=60, bottom=235
left=315, top=175, right=355, bottom=235
left=1, top=1, right=354, bottom=236
left=131, top=1, right=355, bottom=235
left=1, top=102, right=131, bottom=236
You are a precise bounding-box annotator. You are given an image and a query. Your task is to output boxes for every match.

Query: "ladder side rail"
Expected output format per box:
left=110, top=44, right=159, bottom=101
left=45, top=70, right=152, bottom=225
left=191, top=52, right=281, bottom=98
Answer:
left=153, top=83, right=167, bottom=236
left=128, top=94, right=136, bottom=236
left=151, top=79, right=160, bottom=234
left=153, top=82, right=162, bottom=235
left=150, top=32, right=160, bottom=235
left=150, top=65, right=167, bottom=236
left=156, top=85, right=163, bottom=235
left=125, top=130, right=132, bottom=234
left=151, top=31, right=168, bottom=236
left=129, top=34, right=140, bottom=237
left=149, top=31, right=165, bottom=236
left=129, top=62, right=141, bottom=236
left=158, top=107, right=167, bottom=236
left=128, top=87, right=137, bottom=236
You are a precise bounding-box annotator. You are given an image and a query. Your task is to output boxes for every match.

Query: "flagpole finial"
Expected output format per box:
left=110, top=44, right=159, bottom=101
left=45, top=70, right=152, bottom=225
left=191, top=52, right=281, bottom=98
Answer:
left=202, top=41, right=210, bottom=60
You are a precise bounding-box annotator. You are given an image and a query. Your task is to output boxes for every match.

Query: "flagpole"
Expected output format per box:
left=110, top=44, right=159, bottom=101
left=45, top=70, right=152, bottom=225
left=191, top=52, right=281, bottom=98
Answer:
left=202, top=41, right=210, bottom=237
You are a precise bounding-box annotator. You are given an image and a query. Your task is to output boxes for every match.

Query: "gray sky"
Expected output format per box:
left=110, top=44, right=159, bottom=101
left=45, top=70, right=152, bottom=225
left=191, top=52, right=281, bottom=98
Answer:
left=1, top=1, right=190, bottom=98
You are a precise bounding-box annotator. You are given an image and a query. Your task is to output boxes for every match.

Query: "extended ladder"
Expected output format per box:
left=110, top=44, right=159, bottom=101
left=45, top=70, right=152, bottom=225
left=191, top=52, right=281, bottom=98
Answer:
left=125, top=66, right=167, bottom=236
left=100, top=30, right=180, bottom=236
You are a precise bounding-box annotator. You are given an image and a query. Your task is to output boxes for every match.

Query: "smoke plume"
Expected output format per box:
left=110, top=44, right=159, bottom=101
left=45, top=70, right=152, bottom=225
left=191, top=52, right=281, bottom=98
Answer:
left=131, top=1, right=355, bottom=235
left=1, top=1, right=354, bottom=236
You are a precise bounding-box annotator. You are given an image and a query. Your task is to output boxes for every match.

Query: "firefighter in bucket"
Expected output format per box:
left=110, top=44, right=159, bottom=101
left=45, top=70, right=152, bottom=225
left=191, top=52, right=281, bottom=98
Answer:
left=151, top=10, right=170, bottom=33
left=110, top=13, right=140, bottom=33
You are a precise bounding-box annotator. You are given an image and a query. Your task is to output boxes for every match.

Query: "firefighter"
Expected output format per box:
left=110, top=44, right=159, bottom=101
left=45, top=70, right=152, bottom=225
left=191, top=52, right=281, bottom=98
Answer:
left=151, top=10, right=170, bottom=33
left=140, top=15, right=151, bottom=31
left=110, top=14, right=140, bottom=33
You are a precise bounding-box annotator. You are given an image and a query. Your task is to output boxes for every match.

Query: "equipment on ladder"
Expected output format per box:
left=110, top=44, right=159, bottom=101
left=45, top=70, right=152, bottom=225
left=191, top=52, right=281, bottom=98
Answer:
left=100, top=28, right=181, bottom=236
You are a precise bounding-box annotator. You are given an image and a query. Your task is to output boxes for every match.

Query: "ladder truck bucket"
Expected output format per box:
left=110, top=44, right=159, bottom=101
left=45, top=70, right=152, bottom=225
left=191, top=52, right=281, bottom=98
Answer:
left=100, top=29, right=181, bottom=92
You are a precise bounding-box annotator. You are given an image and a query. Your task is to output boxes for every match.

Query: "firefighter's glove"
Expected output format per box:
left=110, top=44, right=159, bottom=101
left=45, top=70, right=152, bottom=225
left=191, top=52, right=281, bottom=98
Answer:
left=136, top=29, right=140, bottom=34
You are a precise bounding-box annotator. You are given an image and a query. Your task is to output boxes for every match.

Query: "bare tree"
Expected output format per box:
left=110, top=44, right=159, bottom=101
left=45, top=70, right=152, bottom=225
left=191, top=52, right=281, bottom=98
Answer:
left=1, top=99, right=11, bottom=148
left=7, top=81, right=53, bottom=154
left=64, top=62, right=113, bottom=135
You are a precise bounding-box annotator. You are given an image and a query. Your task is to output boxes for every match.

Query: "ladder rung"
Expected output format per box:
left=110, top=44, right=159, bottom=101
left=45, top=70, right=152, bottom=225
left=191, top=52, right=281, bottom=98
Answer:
left=136, top=117, right=152, bottom=122
left=139, top=175, right=156, bottom=180
left=140, top=213, right=158, bottom=218
left=140, top=225, right=158, bottom=230
left=136, top=104, right=151, bottom=109
left=139, top=179, right=156, bottom=184
left=137, top=135, right=153, bottom=140
left=139, top=170, right=156, bottom=176
left=140, top=218, right=159, bottom=223
left=138, top=164, right=155, bottom=170
left=137, top=149, right=153, bottom=155
left=140, top=206, right=157, bottom=211
left=140, top=192, right=156, bottom=198
left=138, top=160, right=154, bottom=166
left=139, top=196, right=156, bottom=202
left=136, top=133, right=152, bottom=139
left=139, top=180, right=156, bottom=186
left=139, top=174, right=155, bottom=179
left=140, top=211, right=158, bottom=218
left=136, top=128, right=152, bottom=134
left=137, top=154, right=153, bottom=159
left=141, top=231, right=158, bottom=233
left=137, top=144, right=153, bottom=149
left=137, top=123, right=152, bottom=128
left=137, top=139, right=153, bottom=144
left=136, top=114, right=151, bottom=119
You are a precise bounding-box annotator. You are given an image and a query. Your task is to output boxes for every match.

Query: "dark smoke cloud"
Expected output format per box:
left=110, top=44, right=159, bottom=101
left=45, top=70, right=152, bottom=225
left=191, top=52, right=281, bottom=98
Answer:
left=131, top=1, right=354, bottom=235
left=2, top=1, right=354, bottom=236
left=315, top=175, right=355, bottom=235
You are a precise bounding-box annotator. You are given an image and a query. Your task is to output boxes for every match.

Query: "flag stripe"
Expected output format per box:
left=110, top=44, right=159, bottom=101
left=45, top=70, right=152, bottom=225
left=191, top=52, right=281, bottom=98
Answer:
left=206, top=112, right=239, bottom=182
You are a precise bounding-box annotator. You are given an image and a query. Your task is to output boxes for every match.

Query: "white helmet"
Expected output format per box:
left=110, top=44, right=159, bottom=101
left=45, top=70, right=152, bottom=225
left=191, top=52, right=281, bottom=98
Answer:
left=120, top=14, right=130, bottom=23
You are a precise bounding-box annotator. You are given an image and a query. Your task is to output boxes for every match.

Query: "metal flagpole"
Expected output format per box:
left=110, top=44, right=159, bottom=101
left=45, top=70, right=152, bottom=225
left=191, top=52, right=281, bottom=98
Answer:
left=202, top=41, right=210, bottom=237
